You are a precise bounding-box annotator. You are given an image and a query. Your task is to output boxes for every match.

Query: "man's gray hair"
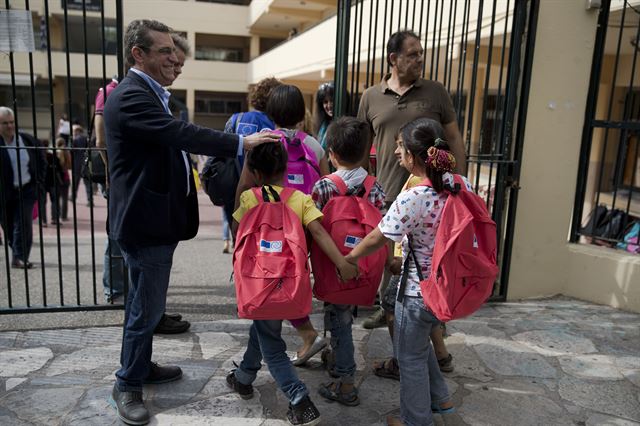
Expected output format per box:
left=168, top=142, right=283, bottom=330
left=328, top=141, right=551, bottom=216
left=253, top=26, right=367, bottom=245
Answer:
left=0, top=106, right=14, bottom=118
left=171, top=33, right=190, bottom=57
left=124, top=19, right=173, bottom=68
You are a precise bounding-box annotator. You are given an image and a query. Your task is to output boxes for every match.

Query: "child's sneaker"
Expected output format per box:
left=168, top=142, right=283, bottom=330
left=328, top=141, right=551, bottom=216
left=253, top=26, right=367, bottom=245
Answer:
left=226, top=369, right=254, bottom=400
left=286, top=396, right=321, bottom=426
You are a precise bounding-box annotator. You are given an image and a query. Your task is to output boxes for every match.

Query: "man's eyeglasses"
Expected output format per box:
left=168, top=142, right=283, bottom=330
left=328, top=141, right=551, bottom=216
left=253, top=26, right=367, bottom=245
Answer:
left=138, top=46, right=175, bottom=56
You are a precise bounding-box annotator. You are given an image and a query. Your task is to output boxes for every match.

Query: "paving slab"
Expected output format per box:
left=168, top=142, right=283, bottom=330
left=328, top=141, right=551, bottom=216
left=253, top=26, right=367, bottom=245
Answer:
left=0, top=296, right=639, bottom=425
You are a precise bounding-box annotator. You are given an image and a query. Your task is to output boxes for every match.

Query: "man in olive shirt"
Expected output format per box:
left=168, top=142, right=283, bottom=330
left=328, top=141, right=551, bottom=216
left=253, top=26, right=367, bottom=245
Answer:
left=357, top=31, right=465, bottom=377
left=358, top=30, right=465, bottom=203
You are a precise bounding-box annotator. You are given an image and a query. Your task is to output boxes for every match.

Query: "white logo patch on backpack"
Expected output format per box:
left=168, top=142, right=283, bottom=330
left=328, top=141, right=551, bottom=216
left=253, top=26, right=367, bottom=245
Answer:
left=344, top=235, right=362, bottom=248
left=259, top=240, right=283, bottom=253
left=288, top=174, right=304, bottom=185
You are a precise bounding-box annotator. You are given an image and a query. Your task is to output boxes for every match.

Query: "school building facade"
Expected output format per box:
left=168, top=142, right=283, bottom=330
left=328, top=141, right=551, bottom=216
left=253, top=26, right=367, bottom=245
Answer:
left=1, top=0, right=639, bottom=313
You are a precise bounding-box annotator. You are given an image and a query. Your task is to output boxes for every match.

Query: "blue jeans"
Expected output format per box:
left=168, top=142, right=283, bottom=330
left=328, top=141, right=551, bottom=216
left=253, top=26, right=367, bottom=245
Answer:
left=116, top=241, right=177, bottom=392
left=324, top=304, right=355, bottom=384
left=222, top=208, right=230, bottom=241
left=0, top=183, right=36, bottom=262
left=103, top=238, right=126, bottom=302
left=235, top=320, right=308, bottom=405
left=395, top=296, right=450, bottom=426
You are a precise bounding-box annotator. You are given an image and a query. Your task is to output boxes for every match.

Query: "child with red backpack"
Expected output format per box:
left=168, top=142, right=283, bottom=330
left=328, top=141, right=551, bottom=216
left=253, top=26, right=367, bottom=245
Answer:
left=345, top=118, right=480, bottom=426
left=309, top=117, right=386, bottom=406
left=229, top=142, right=357, bottom=426
left=234, top=84, right=331, bottom=366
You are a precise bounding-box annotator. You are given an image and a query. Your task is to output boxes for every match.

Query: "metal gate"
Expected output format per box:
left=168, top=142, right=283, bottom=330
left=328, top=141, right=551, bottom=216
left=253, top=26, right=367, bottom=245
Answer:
left=333, top=0, right=539, bottom=299
left=571, top=0, right=640, bottom=248
left=0, top=0, right=126, bottom=314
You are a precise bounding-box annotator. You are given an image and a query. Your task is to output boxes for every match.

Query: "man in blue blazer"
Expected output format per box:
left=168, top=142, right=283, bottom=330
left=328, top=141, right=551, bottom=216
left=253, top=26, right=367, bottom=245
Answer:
left=104, top=20, right=279, bottom=425
left=0, top=106, right=46, bottom=269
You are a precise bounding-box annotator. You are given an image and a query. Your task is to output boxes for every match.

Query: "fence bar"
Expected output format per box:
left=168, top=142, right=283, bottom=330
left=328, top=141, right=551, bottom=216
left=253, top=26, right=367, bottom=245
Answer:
left=570, top=0, right=613, bottom=242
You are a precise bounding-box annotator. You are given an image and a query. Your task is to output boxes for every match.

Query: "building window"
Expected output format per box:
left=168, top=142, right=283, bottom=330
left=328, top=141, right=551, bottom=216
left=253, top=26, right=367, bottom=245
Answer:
left=194, top=91, right=245, bottom=115
left=195, top=33, right=249, bottom=63
left=62, top=16, right=117, bottom=55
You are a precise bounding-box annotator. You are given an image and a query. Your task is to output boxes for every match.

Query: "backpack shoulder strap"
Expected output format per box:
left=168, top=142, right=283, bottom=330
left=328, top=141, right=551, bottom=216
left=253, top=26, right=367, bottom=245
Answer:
left=279, top=187, right=296, bottom=204
left=233, top=112, right=244, bottom=133
left=294, top=130, right=308, bottom=142
left=361, top=175, right=377, bottom=198
left=397, top=234, right=424, bottom=303
left=325, top=174, right=348, bottom=196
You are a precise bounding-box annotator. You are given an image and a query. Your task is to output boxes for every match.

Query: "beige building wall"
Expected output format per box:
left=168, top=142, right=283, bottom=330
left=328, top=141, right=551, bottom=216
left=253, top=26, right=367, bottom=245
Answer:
left=507, top=0, right=640, bottom=313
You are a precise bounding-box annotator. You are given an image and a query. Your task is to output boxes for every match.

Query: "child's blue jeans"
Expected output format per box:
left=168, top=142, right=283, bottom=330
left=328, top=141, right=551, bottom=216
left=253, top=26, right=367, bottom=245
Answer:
left=324, top=303, right=356, bottom=384
left=395, top=295, right=450, bottom=426
left=235, top=320, right=309, bottom=405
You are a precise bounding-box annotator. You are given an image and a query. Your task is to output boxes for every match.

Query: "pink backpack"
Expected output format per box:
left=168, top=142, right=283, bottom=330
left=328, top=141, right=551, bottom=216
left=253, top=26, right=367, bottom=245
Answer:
left=274, top=129, right=321, bottom=194
left=233, top=186, right=312, bottom=320
left=401, top=175, right=498, bottom=321
left=310, top=175, right=387, bottom=305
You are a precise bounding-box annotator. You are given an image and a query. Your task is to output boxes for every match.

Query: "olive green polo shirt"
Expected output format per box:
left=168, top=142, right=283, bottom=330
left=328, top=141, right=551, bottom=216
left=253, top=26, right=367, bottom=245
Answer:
left=357, top=74, right=456, bottom=202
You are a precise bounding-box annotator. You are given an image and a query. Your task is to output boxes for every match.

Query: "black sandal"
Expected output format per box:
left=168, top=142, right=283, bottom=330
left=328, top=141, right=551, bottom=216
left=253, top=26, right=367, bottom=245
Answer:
left=438, top=353, right=454, bottom=373
left=318, top=382, right=360, bottom=406
left=373, top=357, right=400, bottom=380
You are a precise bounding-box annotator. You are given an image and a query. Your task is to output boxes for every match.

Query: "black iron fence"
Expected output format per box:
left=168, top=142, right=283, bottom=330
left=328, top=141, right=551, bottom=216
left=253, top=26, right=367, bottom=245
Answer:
left=571, top=0, right=640, bottom=254
left=0, top=0, right=125, bottom=314
left=334, top=0, right=539, bottom=298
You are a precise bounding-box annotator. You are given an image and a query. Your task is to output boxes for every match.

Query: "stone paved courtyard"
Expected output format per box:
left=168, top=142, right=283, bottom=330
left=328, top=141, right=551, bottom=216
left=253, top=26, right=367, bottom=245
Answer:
left=0, top=297, right=639, bottom=425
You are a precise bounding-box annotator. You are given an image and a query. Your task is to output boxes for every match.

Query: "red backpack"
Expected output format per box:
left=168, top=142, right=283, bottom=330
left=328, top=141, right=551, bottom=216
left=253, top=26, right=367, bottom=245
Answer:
left=399, top=175, right=498, bottom=321
left=310, top=175, right=387, bottom=305
left=233, top=186, right=312, bottom=320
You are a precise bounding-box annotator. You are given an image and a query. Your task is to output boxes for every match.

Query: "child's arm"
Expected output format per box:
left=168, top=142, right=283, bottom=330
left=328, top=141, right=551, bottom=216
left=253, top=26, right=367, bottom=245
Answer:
left=307, top=219, right=358, bottom=281
left=345, top=227, right=389, bottom=265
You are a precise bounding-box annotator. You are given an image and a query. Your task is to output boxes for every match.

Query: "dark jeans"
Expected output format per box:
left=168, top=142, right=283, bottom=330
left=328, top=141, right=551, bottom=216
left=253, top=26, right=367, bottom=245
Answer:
left=116, top=240, right=178, bottom=392
left=235, top=320, right=309, bottom=405
left=0, top=183, right=36, bottom=262
left=103, top=238, right=126, bottom=302
left=324, top=304, right=355, bottom=384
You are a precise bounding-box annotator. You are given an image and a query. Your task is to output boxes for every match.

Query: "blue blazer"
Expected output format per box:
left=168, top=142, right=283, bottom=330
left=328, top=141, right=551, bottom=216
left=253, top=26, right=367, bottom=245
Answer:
left=104, top=70, right=240, bottom=246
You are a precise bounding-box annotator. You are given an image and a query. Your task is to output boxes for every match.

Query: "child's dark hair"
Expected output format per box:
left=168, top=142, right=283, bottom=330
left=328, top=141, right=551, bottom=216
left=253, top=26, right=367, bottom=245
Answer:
left=246, top=142, right=288, bottom=181
left=399, top=118, right=454, bottom=193
left=325, top=116, right=370, bottom=165
left=266, top=84, right=306, bottom=128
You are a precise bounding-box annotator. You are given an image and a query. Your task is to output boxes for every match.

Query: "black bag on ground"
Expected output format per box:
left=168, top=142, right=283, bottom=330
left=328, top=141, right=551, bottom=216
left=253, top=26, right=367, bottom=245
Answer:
left=581, top=205, right=629, bottom=242
left=200, top=156, right=241, bottom=207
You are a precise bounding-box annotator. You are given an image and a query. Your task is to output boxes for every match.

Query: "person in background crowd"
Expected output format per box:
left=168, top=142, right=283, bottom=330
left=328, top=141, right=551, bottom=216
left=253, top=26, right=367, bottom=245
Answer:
left=55, top=137, right=71, bottom=222
left=0, top=106, right=46, bottom=269
left=71, top=124, right=93, bottom=207
left=314, top=81, right=334, bottom=150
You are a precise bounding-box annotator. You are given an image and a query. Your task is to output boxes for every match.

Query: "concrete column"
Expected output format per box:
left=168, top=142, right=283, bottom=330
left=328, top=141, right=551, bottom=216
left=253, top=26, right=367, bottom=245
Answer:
left=249, top=35, right=260, bottom=60
left=186, top=88, right=195, bottom=124
left=507, top=1, right=599, bottom=299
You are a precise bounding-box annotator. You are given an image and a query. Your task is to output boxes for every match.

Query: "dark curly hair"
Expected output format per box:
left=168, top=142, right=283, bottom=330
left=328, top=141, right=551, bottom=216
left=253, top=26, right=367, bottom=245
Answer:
left=247, top=141, right=288, bottom=181
left=248, top=77, right=282, bottom=112
left=399, top=118, right=451, bottom=193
